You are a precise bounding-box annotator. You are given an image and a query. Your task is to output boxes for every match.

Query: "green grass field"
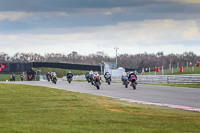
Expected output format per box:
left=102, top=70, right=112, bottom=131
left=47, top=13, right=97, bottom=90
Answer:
left=0, top=74, right=26, bottom=81
left=142, top=67, right=200, bottom=75
left=0, top=84, right=200, bottom=133
left=33, top=67, right=100, bottom=78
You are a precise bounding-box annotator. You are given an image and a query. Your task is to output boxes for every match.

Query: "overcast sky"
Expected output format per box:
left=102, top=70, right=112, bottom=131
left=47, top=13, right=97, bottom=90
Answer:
left=0, top=0, right=200, bottom=56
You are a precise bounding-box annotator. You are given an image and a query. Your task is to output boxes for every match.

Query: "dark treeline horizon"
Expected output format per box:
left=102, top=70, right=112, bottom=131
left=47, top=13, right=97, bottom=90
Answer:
left=0, top=51, right=200, bottom=70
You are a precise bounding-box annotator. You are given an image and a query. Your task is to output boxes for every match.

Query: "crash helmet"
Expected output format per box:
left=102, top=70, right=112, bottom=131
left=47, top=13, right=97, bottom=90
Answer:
left=95, top=71, right=98, bottom=74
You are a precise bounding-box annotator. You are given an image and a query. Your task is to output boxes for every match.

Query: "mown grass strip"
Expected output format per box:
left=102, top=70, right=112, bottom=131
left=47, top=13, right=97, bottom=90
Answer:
left=33, top=67, right=100, bottom=78
left=0, top=84, right=200, bottom=133
left=141, top=83, right=200, bottom=89
left=0, top=74, right=26, bottom=81
left=142, top=67, right=200, bottom=75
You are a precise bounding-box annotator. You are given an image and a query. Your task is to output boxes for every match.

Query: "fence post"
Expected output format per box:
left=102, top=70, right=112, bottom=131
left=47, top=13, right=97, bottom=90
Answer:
left=192, top=66, right=194, bottom=72
left=162, top=66, right=164, bottom=75
left=167, top=75, right=169, bottom=84
left=172, top=67, right=174, bottom=74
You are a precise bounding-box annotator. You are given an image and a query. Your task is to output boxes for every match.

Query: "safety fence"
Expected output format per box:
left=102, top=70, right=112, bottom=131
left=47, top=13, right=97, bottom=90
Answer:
left=40, top=74, right=200, bottom=84
left=138, top=74, right=200, bottom=84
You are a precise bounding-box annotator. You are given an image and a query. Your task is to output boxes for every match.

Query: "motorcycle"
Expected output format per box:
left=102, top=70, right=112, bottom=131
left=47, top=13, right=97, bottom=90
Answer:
left=123, top=76, right=129, bottom=88
left=94, top=76, right=101, bottom=89
left=85, top=74, right=90, bottom=83
left=10, top=76, right=14, bottom=81
left=47, top=75, right=50, bottom=82
left=10, top=76, right=15, bottom=81
left=67, top=76, right=72, bottom=83
left=130, top=76, right=137, bottom=89
left=52, top=76, right=57, bottom=84
left=90, top=74, right=94, bottom=85
left=20, top=75, right=24, bottom=81
left=105, top=74, right=111, bottom=85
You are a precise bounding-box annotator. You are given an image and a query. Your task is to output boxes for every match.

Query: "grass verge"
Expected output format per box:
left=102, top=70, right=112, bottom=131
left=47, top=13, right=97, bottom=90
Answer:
left=0, top=84, right=200, bottom=133
left=33, top=67, right=101, bottom=78
left=142, top=67, right=200, bottom=75
left=141, top=83, right=200, bottom=89
left=0, top=74, right=26, bottom=81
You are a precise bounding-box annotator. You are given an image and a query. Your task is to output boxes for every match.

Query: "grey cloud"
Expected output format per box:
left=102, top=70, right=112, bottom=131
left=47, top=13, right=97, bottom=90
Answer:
left=1, top=0, right=200, bottom=15
left=0, top=0, right=170, bottom=12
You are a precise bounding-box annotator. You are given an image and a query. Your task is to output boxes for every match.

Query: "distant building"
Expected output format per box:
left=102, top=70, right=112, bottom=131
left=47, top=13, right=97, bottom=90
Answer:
left=104, top=62, right=125, bottom=76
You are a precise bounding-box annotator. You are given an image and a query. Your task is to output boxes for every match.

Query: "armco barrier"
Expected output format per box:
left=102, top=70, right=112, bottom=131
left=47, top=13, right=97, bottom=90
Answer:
left=138, top=74, right=200, bottom=84
left=40, top=74, right=200, bottom=84
left=137, top=75, right=168, bottom=84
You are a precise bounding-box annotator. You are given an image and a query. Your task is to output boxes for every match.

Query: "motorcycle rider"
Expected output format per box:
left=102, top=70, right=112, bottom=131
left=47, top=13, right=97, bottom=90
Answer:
left=67, top=71, right=73, bottom=79
left=89, top=70, right=94, bottom=79
left=50, top=72, right=54, bottom=81
left=121, top=72, right=128, bottom=82
left=20, top=74, right=24, bottom=81
left=10, top=76, right=13, bottom=81
left=12, top=74, right=16, bottom=81
left=94, top=71, right=101, bottom=84
left=104, top=70, right=112, bottom=81
left=46, top=72, right=50, bottom=81
left=51, top=72, right=57, bottom=84
left=128, top=72, right=137, bottom=85
left=89, top=70, right=94, bottom=75
left=85, top=71, right=90, bottom=80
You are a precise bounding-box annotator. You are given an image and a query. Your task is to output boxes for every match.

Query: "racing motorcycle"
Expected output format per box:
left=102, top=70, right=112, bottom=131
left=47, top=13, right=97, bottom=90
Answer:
left=130, top=75, right=137, bottom=89
left=105, top=74, right=111, bottom=85
left=52, top=76, right=57, bottom=84
left=94, top=76, right=101, bottom=89
left=67, top=76, right=72, bottom=83
left=90, top=74, right=94, bottom=85
left=47, top=75, right=50, bottom=82
left=20, top=75, right=24, bottom=81
left=123, top=76, right=129, bottom=88
left=85, top=73, right=90, bottom=83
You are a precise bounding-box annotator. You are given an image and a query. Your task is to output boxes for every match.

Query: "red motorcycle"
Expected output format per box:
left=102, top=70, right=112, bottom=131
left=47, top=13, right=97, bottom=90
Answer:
left=130, top=75, right=137, bottom=89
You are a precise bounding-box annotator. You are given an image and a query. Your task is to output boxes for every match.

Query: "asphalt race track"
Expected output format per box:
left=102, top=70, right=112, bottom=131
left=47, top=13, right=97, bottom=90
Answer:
left=4, top=81, right=200, bottom=111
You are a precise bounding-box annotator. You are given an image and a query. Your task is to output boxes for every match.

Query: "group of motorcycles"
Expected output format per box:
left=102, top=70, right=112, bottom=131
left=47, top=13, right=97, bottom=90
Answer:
left=85, top=71, right=137, bottom=90
left=10, top=74, right=24, bottom=81
left=47, top=73, right=57, bottom=84
left=121, top=75, right=137, bottom=89
left=45, top=71, right=137, bottom=90
left=85, top=72, right=105, bottom=89
left=47, top=73, right=73, bottom=84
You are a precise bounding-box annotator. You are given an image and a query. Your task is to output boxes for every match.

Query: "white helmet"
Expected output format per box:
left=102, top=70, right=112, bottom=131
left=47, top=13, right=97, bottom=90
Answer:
left=94, top=71, right=98, bottom=74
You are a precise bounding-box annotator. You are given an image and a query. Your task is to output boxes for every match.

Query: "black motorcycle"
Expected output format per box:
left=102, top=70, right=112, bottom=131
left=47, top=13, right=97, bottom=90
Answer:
left=90, top=74, right=94, bottom=85
left=47, top=75, right=50, bottom=82
left=85, top=73, right=90, bottom=83
left=67, top=77, right=72, bottom=83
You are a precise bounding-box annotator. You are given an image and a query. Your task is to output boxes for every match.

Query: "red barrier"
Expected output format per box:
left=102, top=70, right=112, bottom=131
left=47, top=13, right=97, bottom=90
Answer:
left=179, top=67, right=183, bottom=72
left=156, top=68, right=160, bottom=72
left=197, top=62, right=200, bottom=67
left=0, top=64, right=5, bottom=72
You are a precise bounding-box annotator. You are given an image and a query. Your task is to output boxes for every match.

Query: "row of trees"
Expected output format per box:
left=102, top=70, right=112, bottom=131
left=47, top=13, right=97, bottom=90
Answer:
left=0, top=51, right=200, bottom=70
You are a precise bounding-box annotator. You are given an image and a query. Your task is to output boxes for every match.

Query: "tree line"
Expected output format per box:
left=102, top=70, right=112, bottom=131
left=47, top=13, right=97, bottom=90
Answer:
left=0, top=51, right=200, bottom=70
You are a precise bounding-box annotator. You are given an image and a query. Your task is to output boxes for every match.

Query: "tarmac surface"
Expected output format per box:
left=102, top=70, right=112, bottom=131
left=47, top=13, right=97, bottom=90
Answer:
left=5, top=81, right=200, bottom=109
